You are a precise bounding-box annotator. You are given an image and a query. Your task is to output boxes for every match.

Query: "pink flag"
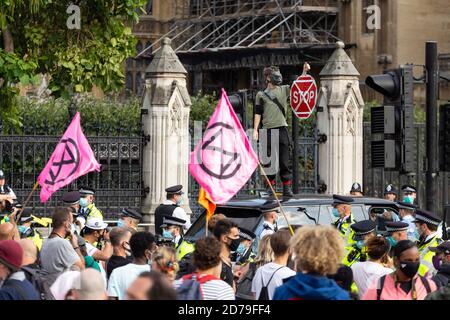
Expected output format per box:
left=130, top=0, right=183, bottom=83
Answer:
left=189, top=89, right=259, bottom=204
left=37, top=112, right=101, bottom=202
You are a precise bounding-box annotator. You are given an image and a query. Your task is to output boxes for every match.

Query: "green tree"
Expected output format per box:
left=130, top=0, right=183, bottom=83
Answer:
left=0, top=0, right=147, bottom=126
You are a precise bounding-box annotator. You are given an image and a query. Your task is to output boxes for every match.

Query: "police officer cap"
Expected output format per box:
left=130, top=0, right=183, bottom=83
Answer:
left=401, top=185, right=417, bottom=193
left=396, top=201, right=416, bottom=211
left=160, top=214, right=186, bottom=228
left=165, top=185, right=184, bottom=195
left=413, top=209, right=441, bottom=226
left=385, top=221, right=409, bottom=233
left=430, top=241, right=450, bottom=254
left=384, top=184, right=398, bottom=195
left=239, top=227, right=256, bottom=241
left=61, top=191, right=81, bottom=205
left=0, top=170, right=4, bottom=179
left=332, top=195, right=354, bottom=205
left=350, top=182, right=362, bottom=193
left=350, top=220, right=376, bottom=236
left=121, top=208, right=143, bottom=221
left=260, top=201, right=280, bottom=213
left=79, top=186, right=95, bottom=196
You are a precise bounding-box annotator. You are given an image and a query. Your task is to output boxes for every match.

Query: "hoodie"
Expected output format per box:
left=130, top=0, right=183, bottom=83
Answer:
left=433, top=263, right=450, bottom=288
left=273, top=272, right=350, bottom=300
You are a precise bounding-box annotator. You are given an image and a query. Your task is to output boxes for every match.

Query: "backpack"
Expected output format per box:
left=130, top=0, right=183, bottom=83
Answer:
left=176, top=273, right=219, bottom=300
left=376, top=274, right=431, bottom=300
left=21, top=266, right=55, bottom=300
left=258, top=266, right=284, bottom=300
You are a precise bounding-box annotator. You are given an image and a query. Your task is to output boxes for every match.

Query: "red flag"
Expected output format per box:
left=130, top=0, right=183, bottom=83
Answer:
left=37, top=112, right=101, bottom=202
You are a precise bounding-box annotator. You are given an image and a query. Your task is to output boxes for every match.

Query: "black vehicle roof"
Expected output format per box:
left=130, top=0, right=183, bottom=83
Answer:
left=217, top=194, right=399, bottom=211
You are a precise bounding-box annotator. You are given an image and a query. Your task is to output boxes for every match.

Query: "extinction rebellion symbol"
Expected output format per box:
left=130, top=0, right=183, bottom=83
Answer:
left=197, top=122, right=241, bottom=180
left=44, top=138, right=80, bottom=186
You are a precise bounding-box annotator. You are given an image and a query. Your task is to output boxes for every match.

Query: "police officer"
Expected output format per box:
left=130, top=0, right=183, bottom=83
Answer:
left=396, top=201, right=418, bottom=241
left=0, top=169, right=16, bottom=199
left=252, top=63, right=310, bottom=198
left=343, top=220, right=377, bottom=267
left=17, top=208, right=44, bottom=251
left=401, top=185, right=417, bottom=205
left=258, top=202, right=280, bottom=239
left=154, top=185, right=191, bottom=236
left=61, top=190, right=83, bottom=233
left=160, top=215, right=186, bottom=258
left=331, top=195, right=355, bottom=240
left=413, top=209, right=443, bottom=277
left=383, top=184, right=398, bottom=202
left=78, top=187, right=103, bottom=223
left=234, top=227, right=256, bottom=265
left=117, top=208, right=142, bottom=231
left=385, top=221, right=409, bottom=249
left=349, top=183, right=363, bottom=197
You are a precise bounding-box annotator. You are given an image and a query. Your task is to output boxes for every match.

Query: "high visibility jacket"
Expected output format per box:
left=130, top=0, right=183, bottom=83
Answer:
left=80, top=203, right=103, bottom=221
left=343, top=245, right=367, bottom=267
left=27, top=230, right=44, bottom=251
left=418, top=235, right=442, bottom=277
left=176, top=239, right=195, bottom=261
left=334, top=214, right=355, bottom=245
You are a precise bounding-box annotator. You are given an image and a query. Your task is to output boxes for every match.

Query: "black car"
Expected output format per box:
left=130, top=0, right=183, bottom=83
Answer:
left=184, top=195, right=402, bottom=244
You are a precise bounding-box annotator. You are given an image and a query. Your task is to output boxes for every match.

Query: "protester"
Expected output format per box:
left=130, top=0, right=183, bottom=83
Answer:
left=66, top=269, right=107, bottom=300
left=349, top=183, right=363, bottom=197
left=152, top=246, right=179, bottom=282
left=154, top=185, right=191, bottom=236
left=254, top=234, right=274, bottom=268
left=106, top=227, right=132, bottom=278
left=251, top=229, right=295, bottom=300
left=126, top=270, right=177, bottom=300
left=273, top=226, right=349, bottom=300
left=117, top=208, right=142, bottom=231
left=429, top=241, right=450, bottom=287
left=331, top=195, right=355, bottom=239
left=107, top=231, right=156, bottom=300
left=18, top=239, right=38, bottom=268
left=0, top=240, right=39, bottom=300
left=40, top=207, right=85, bottom=285
left=328, top=265, right=359, bottom=299
left=173, top=236, right=235, bottom=300
left=363, top=240, right=437, bottom=300
left=351, top=236, right=392, bottom=297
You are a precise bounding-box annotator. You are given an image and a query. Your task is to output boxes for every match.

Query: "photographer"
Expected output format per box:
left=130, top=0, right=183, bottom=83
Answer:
left=0, top=169, right=16, bottom=200
left=81, top=217, right=113, bottom=285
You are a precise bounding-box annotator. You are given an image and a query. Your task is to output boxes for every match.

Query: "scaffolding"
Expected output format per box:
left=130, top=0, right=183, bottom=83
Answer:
left=138, top=0, right=340, bottom=58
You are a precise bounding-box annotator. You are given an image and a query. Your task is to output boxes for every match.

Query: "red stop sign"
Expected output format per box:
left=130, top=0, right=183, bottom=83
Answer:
left=290, top=75, right=317, bottom=119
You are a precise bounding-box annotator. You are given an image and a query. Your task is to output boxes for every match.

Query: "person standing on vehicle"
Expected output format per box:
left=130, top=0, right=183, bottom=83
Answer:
left=343, top=220, right=377, bottom=267
left=331, top=195, right=355, bottom=240
left=154, top=185, right=191, bottom=236
left=253, top=63, right=310, bottom=198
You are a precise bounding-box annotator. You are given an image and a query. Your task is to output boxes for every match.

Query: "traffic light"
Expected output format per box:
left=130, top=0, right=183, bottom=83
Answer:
left=365, top=64, right=415, bottom=172
left=229, top=90, right=248, bottom=130
left=440, top=104, right=450, bottom=172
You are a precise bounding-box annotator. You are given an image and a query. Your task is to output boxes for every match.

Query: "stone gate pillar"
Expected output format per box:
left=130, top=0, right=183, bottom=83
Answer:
left=317, top=41, right=365, bottom=195
left=141, top=38, right=192, bottom=224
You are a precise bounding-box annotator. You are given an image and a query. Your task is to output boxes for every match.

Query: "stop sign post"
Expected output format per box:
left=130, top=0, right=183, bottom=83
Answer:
left=290, top=75, right=318, bottom=119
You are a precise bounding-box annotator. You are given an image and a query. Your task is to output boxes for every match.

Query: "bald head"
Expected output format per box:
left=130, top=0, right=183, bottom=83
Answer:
left=18, top=239, right=38, bottom=265
left=0, top=222, right=15, bottom=241
left=72, top=269, right=107, bottom=300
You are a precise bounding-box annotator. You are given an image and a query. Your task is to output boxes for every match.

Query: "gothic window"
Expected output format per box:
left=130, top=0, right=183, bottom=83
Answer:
left=125, top=72, right=133, bottom=93
left=145, top=1, right=153, bottom=15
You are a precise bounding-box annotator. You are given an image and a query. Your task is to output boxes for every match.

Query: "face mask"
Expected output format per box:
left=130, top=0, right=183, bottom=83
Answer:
left=432, top=255, right=442, bottom=271
left=117, top=219, right=125, bottom=228
left=355, top=240, right=365, bottom=250
left=332, top=208, right=340, bottom=218
left=70, top=224, right=76, bottom=234
left=163, top=230, right=174, bottom=239
left=18, top=225, right=28, bottom=234
left=79, top=198, right=89, bottom=207
left=403, top=195, right=414, bottom=204
left=414, top=229, right=420, bottom=241
left=398, top=261, right=420, bottom=278
left=228, top=237, right=241, bottom=252
left=236, top=243, right=247, bottom=255
left=123, top=243, right=132, bottom=257
left=387, top=236, right=397, bottom=248
left=176, top=197, right=184, bottom=206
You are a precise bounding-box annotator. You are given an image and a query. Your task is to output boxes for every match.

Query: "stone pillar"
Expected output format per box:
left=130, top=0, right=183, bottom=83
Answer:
left=317, top=41, right=365, bottom=195
left=141, top=38, right=192, bottom=224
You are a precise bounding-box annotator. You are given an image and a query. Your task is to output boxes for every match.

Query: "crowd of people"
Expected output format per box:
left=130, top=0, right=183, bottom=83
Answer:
left=0, top=170, right=449, bottom=301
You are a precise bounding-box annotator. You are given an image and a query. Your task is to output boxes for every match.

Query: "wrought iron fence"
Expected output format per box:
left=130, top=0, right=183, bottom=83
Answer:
left=363, top=122, right=450, bottom=215
left=0, top=127, right=144, bottom=219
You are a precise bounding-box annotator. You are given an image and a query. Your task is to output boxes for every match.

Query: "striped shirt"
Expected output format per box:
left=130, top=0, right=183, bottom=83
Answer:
left=174, top=275, right=235, bottom=300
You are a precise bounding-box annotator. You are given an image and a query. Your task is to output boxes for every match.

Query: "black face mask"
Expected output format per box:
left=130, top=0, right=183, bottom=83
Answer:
left=228, top=237, right=241, bottom=252
left=399, top=261, right=420, bottom=278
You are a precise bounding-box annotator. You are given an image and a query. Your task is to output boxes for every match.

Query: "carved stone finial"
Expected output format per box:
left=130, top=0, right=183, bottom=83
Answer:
left=336, top=41, right=345, bottom=49
left=163, top=37, right=171, bottom=45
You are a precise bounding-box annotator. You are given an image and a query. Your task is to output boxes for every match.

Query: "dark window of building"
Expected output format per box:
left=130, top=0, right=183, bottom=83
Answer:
left=125, top=72, right=133, bottom=93
left=146, top=1, right=153, bottom=15
left=136, top=72, right=142, bottom=95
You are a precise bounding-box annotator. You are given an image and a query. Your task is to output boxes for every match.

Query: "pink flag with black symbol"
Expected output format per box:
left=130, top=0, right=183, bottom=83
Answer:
left=189, top=89, right=259, bottom=204
left=37, top=112, right=101, bottom=202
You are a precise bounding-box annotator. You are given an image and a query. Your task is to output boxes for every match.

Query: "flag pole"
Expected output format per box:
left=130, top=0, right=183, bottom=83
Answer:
left=14, top=181, right=39, bottom=223
left=258, top=163, right=295, bottom=236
